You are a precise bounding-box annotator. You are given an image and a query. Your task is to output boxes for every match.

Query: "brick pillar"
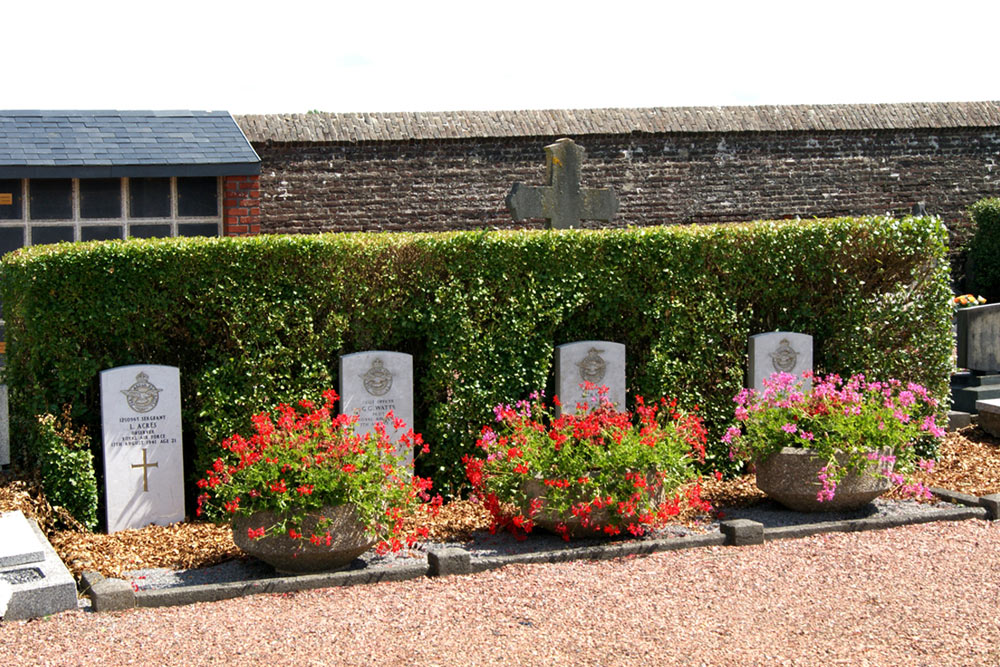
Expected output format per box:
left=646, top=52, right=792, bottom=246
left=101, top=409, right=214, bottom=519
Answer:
left=222, top=175, right=261, bottom=236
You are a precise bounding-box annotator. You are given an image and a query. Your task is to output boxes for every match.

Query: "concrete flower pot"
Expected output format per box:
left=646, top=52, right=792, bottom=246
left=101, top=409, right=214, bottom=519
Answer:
left=754, top=447, right=893, bottom=512
left=232, top=504, right=376, bottom=574
left=520, top=471, right=666, bottom=536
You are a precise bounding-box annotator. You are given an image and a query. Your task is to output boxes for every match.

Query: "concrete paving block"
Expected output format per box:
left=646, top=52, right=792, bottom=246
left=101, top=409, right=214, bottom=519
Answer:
left=721, top=519, right=764, bottom=546
left=89, top=577, right=136, bottom=612
left=427, top=547, right=472, bottom=577
left=980, top=494, right=1000, bottom=520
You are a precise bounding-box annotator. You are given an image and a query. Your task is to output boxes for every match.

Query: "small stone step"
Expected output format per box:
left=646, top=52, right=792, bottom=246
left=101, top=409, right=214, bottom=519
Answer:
left=972, top=374, right=1000, bottom=387
left=951, top=371, right=974, bottom=388
left=952, top=385, right=1000, bottom=414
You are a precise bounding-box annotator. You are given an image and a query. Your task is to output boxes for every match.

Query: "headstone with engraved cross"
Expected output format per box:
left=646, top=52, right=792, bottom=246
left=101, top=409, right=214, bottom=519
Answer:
left=506, top=138, right=619, bottom=229
left=100, top=364, right=184, bottom=532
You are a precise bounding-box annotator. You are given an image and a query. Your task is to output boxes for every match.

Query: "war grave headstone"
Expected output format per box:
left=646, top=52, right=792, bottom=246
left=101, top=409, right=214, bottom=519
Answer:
left=0, top=384, right=8, bottom=466
left=554, top=341, right=626, bottom=416
left=506, top=138, right=619, bottom=229
left=0, top=510, right=77, bottom=620
left=957, top=304, right=1000, bottom=372
left=952, top=304, right=1000, bottom=415
left=100, top=365, right=184, bottom=533
left=339, top=351, right=415, bottom=468
left=747, top=332, right=813, bottom=392
left=951, top=304, right=1000, bottom=415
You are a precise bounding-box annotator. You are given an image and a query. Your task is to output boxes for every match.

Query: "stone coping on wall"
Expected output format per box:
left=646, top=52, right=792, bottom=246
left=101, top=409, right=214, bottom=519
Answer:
left=79, top=487, right=997, bottom=613
left=236, top=101, right=1000, bottom=144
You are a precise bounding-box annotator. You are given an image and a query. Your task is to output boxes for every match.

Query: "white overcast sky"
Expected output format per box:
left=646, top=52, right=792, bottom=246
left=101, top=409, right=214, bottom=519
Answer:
left=5, top=1, right=997, bottom=114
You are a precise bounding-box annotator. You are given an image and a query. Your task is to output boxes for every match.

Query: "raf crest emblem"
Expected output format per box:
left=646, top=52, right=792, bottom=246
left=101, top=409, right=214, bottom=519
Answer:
left=770, top=339, right=799, bottom=373
left=362, top=358, right=393, bottom=396
left=122, top=372, right=162, bottom=413
left=577, top=348, right=608, bottom=383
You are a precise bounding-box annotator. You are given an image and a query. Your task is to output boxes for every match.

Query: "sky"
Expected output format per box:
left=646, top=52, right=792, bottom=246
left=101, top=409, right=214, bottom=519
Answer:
left=5, top=1, right=997, bottom=115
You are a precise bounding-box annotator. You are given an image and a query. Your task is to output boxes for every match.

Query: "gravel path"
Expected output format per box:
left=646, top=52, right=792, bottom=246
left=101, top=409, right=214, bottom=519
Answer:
left=2, top=518, right=999, bottom=666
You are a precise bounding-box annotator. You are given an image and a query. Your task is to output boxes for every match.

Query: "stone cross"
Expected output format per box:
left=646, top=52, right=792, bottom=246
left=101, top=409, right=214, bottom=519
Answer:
left=506, top=138, right=619, bottom=229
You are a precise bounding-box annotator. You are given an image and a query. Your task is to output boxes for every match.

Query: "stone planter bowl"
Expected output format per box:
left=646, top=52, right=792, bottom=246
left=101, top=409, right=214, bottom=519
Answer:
left=521, top=471, right=666, bottom=537
left=232, top=504, right=376, bottom=574
left=754, top=447, right=893, bottom=512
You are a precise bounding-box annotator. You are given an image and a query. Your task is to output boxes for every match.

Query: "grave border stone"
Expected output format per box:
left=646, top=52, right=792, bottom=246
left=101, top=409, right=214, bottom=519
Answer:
left=0, top=511, right=77, bottom=620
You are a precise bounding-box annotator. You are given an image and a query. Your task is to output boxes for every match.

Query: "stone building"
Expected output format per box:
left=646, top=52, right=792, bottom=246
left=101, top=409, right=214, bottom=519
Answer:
left=0, top=110, right=261, bottom=255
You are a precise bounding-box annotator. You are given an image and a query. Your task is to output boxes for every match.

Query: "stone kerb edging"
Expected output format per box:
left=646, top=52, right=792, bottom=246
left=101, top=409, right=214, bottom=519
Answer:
left=81, top=489, right=1000, bottom=613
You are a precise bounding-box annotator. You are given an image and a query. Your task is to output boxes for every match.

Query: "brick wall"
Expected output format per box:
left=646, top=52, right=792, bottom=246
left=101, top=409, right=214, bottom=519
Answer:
left=251, top=128, right=1000, bottom=244
left=223, top=175, right=261, bottom=236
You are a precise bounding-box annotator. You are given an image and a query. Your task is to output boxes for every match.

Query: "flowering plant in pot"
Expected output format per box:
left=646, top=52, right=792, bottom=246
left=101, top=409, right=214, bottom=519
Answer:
left=196, top=389, right=437, bottom=572
left=724, top=372, right=942, bottom=511
left=463, top=383, right=712, bottom=541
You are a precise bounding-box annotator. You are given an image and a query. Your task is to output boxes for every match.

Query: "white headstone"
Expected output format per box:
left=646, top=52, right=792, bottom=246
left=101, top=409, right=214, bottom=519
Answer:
left=0, top=384, right=8, bottom=467
left=748, top=332, right=813, bottom=392
left=0, top=511, right=44, bottom=568
left=100, top=365, right=184, bottom=533
left=554, top=341, right=626, bottom=415
left=339, top=351, right=414, bottom=467
left=957, top=304, right=1000, bottom=372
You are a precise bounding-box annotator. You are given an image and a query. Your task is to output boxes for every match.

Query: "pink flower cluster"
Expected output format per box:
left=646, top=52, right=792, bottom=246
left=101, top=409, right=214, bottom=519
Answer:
left=727, top=371, right=947, bottom=503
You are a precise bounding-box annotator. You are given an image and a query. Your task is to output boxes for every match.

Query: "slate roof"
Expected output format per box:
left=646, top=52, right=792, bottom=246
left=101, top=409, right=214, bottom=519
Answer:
left=0, top=110, right=261, bottom=178
left=237, top=101, right=1000, bottom=144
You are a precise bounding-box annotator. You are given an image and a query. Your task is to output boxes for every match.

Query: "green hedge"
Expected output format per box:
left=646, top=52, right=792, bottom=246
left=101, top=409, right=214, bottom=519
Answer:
left=30, top=408, right=99, bottom=530
left=967, top=198, right=1000, bottom=301
left=0, top=217, right=953, bottom=524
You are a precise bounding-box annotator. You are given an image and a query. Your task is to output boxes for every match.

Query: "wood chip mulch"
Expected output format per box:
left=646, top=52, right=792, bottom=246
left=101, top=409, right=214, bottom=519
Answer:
left=3, top=424, right=999, bottom=579
left=907, top=426, right=1000, bottom=497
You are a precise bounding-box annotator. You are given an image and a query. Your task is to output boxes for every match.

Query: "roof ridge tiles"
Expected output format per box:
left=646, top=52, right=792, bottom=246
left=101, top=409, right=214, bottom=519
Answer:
left=234, top=101, right=1000, bottom=144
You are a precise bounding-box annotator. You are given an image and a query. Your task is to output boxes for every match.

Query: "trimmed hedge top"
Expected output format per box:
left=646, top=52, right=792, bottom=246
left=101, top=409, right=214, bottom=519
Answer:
left=1, top=217, right=952, bottom=512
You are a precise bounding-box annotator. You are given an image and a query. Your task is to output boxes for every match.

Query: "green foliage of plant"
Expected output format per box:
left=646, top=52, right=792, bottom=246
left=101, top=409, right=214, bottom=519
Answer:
left=0, top=216, right=953, bottom=519
left=967, top=198, right=1000, bottom=302
left=30, top=407, right=99, bottom=529
left=725, top=373, right=943, bottom=502
left=196, top=390, right=434, bottom=551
